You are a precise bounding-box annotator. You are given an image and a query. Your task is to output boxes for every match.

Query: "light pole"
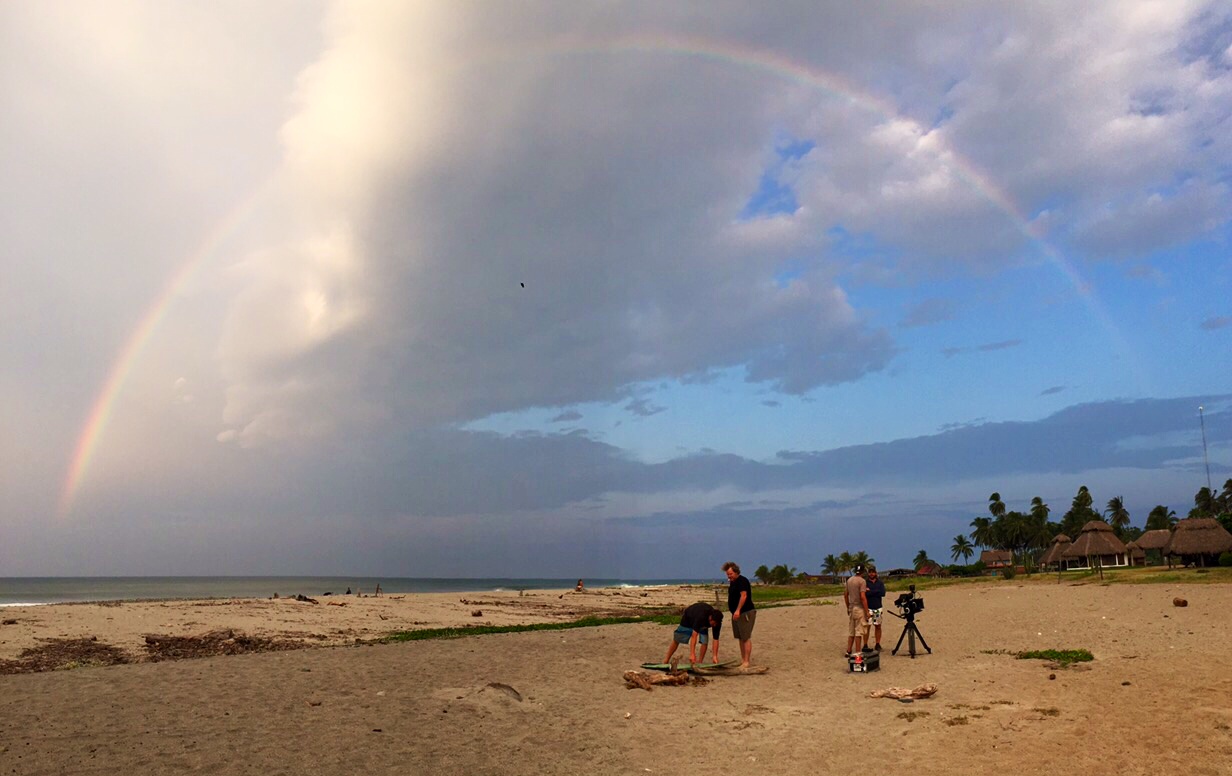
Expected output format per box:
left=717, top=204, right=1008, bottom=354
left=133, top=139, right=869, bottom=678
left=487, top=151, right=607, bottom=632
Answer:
left=1199, top=405, right=1212, bottom=494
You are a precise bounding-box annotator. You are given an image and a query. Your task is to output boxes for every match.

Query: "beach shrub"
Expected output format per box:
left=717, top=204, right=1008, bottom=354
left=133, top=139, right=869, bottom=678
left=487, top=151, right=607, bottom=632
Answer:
left=1219, top=552, right=1232, bottom=567
left=999, top=565, right=1017, bottom=580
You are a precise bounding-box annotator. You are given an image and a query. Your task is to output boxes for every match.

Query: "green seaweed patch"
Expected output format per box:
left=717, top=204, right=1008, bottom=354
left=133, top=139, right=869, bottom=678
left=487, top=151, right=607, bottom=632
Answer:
left=385, top=614, right=677, bottom=642
left=1016, top=649, right=1093, bottom=666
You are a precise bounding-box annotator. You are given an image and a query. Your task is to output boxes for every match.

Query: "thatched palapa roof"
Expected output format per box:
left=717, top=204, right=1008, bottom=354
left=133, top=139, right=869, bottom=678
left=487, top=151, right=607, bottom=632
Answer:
left=980, top=549, right=1011, bottom=565
left=1063, top=520, right=1127, bottom=558
left=1135, top=529, right=1172, bottom=551
left=1163, top=518, right=1232, bottom=557
left=1039, top=533, right=1072, bottom=565
left=1126, top=540, right=1145, bottom=560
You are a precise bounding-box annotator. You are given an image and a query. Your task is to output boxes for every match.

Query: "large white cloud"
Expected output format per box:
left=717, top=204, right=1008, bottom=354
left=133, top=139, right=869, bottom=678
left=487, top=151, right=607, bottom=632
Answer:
left=214, top=1, right=1232, bottom=448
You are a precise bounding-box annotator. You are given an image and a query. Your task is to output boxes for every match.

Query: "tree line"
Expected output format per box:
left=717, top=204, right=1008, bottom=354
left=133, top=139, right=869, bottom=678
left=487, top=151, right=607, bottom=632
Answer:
left=956, top=480, right=1232, bottom=570
left=749, top=480, right=1232, bottom=584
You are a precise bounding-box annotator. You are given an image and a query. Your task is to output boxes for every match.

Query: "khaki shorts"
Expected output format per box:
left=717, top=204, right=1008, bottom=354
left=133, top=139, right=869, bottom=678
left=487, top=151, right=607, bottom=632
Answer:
left=731, top=610, right=756, bottom=640
left=847, top=606, right=868, bottom=637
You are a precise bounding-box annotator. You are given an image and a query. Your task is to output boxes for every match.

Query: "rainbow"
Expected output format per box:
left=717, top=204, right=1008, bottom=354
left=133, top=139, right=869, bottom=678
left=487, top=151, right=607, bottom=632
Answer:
left=57, top=179, right=278, bottom=518
left=58, top=33, right=1136, bottom=516
left=536, top=33, right=1136, bottom=359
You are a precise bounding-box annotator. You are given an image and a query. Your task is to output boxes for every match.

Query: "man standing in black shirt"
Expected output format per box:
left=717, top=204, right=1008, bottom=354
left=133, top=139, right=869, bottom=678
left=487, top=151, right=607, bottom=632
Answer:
left=722, top=561, right=756, bottom=667
left=664, top=601, right=723, bottom=666
left=865, top=565, right=887, bottom=651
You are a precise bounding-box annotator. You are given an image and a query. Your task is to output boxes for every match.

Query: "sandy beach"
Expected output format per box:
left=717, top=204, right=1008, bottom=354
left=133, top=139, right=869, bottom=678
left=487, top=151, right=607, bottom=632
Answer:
left=2, top=579, right=1231, bottom=775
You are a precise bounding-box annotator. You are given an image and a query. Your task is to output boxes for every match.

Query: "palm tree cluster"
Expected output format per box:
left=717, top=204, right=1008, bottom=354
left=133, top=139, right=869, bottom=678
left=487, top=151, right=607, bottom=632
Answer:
left=966, top=491, right=1056, bottom=570
left=821, top=551, right=875, bottom=578
left=752, top=564, right=799, bottom=585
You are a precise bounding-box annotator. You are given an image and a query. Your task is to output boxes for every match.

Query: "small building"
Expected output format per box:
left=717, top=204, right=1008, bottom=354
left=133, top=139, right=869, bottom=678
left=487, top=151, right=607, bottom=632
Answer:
left=1135, top=529, right=1172, bottom=566
left=1125, top=540, right=1145, bottom=566
left=1062, top=520, right=1129, bottom=569
left=1039, top=534, right=1073, bottom=570
left=980, top=549, right=1010, bottom=573
left=1163, top=518, right=1232, bottom=567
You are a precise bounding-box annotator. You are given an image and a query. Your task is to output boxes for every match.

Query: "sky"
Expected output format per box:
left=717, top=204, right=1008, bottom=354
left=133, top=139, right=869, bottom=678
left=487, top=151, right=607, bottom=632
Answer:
left=1, top=0, right=1230, bottom=579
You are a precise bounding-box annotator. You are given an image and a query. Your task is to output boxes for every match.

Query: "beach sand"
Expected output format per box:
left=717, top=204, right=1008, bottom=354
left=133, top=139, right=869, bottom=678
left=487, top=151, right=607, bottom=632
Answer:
left=2, top=580, right=1230, bottom=775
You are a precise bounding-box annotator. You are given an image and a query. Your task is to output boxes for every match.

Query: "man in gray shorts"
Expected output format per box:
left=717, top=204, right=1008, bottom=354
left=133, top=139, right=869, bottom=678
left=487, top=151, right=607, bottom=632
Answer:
left=723, top=561, right=757, bottom=667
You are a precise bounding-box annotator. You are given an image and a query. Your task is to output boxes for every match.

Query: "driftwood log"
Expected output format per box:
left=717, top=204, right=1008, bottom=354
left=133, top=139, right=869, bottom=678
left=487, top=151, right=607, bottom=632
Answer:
left=869, top=683, right=938, bottom=700
left=623, top=670, right=691, bottom=691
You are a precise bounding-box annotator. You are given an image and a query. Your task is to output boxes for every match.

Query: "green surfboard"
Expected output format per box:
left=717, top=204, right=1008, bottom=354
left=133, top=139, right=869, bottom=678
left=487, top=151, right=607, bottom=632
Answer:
left=640, top=659, right=739, bottom=673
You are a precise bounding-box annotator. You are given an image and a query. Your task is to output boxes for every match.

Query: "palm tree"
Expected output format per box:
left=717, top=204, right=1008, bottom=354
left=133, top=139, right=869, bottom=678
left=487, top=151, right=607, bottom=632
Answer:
left=837, top=551, right=855, bottom=577
left=1145, top=505, right=1177, bottom=531
left=1105, top=496, right=1130, bottom=536
left=852, top=551, right=874, bottom=569
left=988, top=492, right=1007, bottom=519
left=821, top=554, right=839, bottom=577
left=950, top=535, right=974, bottom=564
left=970, top=516, right=993, bottom=549
left=1192, top=486, right=1218, bottom=517
left=753, top=565, right=771, bottom=584
left=1030, top=496, right=1050, bottom=522
left=913, top=549, right=932, bottom=571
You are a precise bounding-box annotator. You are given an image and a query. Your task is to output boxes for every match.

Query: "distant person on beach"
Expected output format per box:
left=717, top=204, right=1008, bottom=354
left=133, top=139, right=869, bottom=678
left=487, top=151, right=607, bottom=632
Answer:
left=722, top=561, right=756, bottom=668
left=664, top=602, right=723, bottom=666
left=844, top=564, right=870, bottom=657
left=575, top=579, right=584, bottom=591
left=864, top=566, right=886, bottom=651
left=375, top=583, right=382, bottom=597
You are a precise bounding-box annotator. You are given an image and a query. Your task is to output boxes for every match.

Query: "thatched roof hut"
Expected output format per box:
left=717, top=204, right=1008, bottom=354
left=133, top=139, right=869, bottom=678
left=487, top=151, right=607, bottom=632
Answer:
left=1063, top=521, right=1128, bottom=559
left=1135, top=529, right=1172, bottom=551
left=1163, top=518, right=1232, bottom=558
left=1039, top=534, right=1072, bottom=566
left=1126, top=540, right=1145, bottom=563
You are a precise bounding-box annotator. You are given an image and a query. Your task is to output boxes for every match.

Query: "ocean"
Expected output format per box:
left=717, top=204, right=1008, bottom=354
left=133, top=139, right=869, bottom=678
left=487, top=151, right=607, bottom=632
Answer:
left=0, top=576, right=712, bottom=606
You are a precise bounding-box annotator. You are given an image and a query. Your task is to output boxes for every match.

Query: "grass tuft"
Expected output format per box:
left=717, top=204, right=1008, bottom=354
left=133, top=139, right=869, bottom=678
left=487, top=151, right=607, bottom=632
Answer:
left=1016, top=648, right=1093, bottom=666
left=384, top=613, right=676, bottom=642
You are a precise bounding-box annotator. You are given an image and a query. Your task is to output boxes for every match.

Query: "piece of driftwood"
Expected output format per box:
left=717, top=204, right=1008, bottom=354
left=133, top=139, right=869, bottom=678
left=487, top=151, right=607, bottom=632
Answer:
left=870, top=683, right=938, bottom=700
left=623, top=670, right=691, bottom=691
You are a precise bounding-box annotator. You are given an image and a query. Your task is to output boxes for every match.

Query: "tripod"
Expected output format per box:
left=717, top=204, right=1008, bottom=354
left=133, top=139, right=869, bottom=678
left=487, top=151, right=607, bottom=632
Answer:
left=890, top=609, right=931, bottom=658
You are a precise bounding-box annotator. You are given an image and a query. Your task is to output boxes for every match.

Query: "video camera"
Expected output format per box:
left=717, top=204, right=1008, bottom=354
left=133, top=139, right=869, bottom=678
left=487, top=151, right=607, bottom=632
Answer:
left=893, top=584, right=924, bottom=616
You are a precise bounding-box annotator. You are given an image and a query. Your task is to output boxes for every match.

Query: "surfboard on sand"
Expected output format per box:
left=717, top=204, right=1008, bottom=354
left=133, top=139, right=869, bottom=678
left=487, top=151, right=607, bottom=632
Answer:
left=640, top=659, right=739, bottom=673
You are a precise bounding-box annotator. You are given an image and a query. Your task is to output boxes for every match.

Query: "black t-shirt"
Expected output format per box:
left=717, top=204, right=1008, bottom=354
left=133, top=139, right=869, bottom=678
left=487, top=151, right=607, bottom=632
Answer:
left=727, top=575, right=755, bottom=613
left=865, top=578, right=886, bottom=609
left=680, top=602, right=721, bottom=639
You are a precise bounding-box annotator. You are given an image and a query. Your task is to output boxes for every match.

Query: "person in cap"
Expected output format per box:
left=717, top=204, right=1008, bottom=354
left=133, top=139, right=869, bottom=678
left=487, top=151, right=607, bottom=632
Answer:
left=843, top=563, right=870, bottom=657
left=864, top=565, right=887, bottom=651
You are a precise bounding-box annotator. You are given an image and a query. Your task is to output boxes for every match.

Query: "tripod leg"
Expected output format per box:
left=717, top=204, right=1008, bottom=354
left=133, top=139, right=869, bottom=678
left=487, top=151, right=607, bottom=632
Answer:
left=892, top=623, right=909, bottom=655
left=912, top=624, right=931, bottom=654
left=908, top=626, right=916, bottom=657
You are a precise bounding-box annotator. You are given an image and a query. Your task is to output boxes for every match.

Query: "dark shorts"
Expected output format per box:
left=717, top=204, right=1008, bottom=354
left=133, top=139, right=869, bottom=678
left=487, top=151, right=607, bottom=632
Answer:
left=731, top=610, right=756, bottom=640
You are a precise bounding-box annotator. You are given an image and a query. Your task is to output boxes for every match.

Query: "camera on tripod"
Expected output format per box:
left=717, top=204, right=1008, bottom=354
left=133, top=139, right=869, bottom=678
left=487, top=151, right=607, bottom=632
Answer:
left=890, top=584, right=931, bottom=658
left=894, top=584, right=924, bottom=616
